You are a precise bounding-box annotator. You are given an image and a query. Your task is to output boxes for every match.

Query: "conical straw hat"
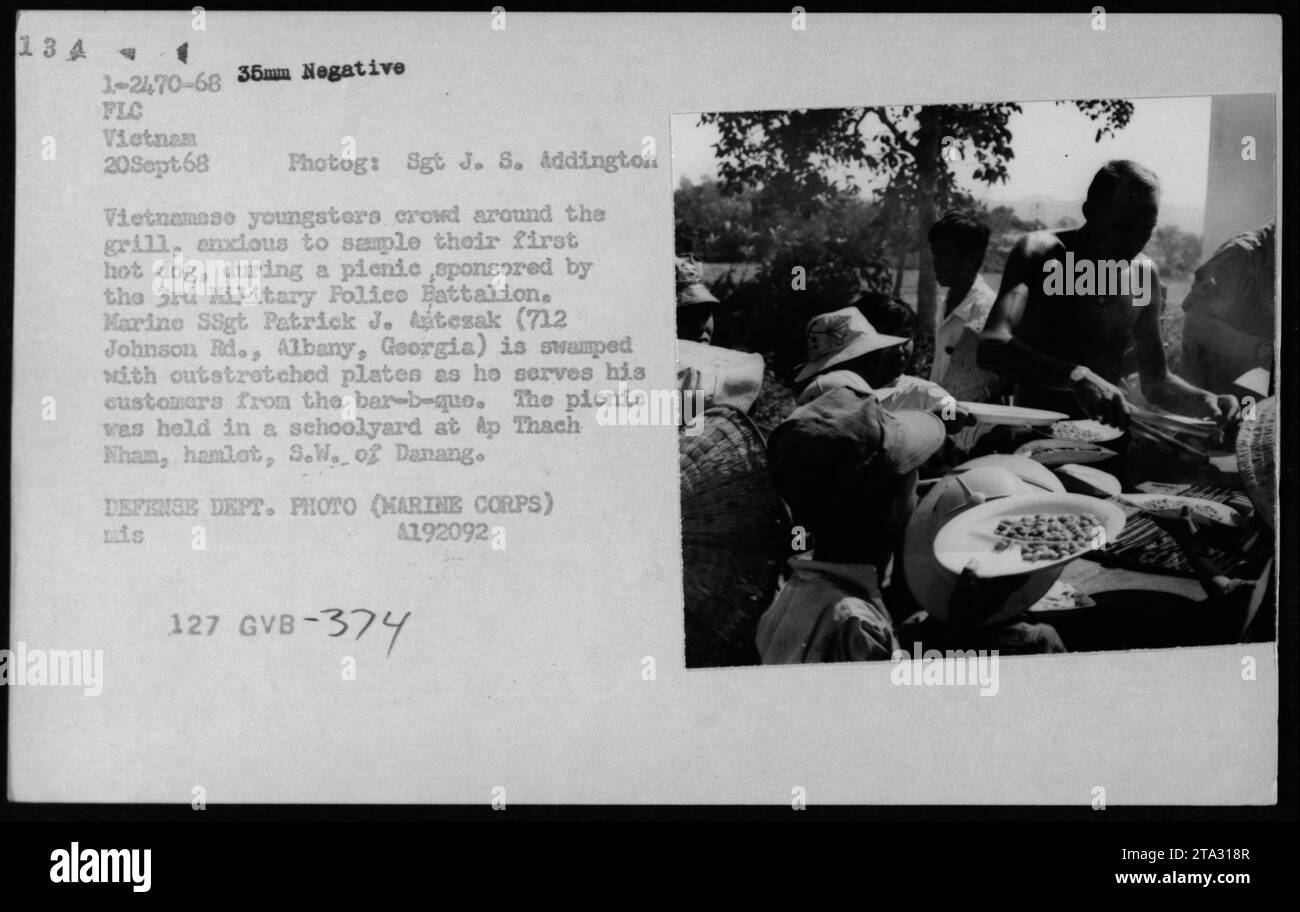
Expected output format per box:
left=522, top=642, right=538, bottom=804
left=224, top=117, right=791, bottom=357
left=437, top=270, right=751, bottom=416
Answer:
left=680, top=406, right=789, bottom=667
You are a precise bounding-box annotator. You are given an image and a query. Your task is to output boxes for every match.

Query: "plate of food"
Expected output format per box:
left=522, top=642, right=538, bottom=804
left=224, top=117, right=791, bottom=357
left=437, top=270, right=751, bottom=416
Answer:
left=1054, top=464, right=1122, bottom=498
left=1113, top=493, right=1246, bottom=528
left=957, top=402, right=1068, bottom=427
left=933, top=493, right=1126, bottom=578
left=1014, top=438, right=1118, bottom=465
left=1049, top=419, right=1125, bottom=443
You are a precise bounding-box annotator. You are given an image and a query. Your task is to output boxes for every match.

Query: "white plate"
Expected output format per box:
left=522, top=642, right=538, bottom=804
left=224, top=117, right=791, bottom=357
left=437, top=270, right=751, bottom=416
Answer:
left=957, top=402, right=1069, bottom=427
left=1114, top=493, right=1245, bottom=528
left=1014, top=438, right=1118, bottom=465
left=1209, top=454, right=1240, bottom=474
left=1049, top=419, right=1125, bottom=443
left=1233, top=367, right=1271, bottom=397
left=954, top=454, right=1064, bottom=493
left=933, top=493, right=1126, bottom=578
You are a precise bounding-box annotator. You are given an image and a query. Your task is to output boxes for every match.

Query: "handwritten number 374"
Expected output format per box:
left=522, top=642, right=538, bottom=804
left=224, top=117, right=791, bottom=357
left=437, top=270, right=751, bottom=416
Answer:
left=319, top=609, right=411, bottom=657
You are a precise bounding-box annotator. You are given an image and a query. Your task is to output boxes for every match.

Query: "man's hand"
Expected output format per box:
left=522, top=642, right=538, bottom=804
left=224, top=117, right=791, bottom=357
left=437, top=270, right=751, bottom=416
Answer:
left=948, top=562, right=1026, bottom=628
left=1197, top=392, right=1241, bottom=427
left=1069, top=366, right=1131, bottom=427
left=932, top=398, right=976, bottom=435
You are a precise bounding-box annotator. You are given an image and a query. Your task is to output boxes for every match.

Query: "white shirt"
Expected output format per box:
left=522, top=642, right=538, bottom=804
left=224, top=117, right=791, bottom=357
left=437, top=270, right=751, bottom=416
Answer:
left=931, top=275, right=1001, bottom=401
left=797, top=370, right=949, bottom=411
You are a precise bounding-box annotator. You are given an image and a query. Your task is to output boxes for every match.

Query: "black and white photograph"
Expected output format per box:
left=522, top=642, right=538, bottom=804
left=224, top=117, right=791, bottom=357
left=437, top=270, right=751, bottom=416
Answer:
left=2, top=5, right=1292, bottom=891
left=675, top=94, right=1277, bottom=668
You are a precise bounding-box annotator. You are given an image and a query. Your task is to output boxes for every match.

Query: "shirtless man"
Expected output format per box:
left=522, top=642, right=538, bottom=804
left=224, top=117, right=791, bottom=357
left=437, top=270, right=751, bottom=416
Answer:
left=977, top=160, right=1238, bottom=428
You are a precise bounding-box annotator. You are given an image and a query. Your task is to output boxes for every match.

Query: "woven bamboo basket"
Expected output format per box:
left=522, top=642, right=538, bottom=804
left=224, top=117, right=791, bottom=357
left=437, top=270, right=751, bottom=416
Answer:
left=1235, top=396, right=1276, bottom=530
left=680, top=406, right=789, bottom=667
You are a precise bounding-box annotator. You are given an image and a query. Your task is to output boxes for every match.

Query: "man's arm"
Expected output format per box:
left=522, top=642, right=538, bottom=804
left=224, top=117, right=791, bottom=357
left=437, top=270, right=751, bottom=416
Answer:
left=1135, top=266, right=1239, bottom=422
left=1183, top=309, right=1271, bottom=365
left=1150, top=508, right=1257, bottom=612
left=1181, top=255, right=1272, bottom=367
left=977, top=235, right=1076, bottom=390
left=978, top=233, right=1130, bottom=424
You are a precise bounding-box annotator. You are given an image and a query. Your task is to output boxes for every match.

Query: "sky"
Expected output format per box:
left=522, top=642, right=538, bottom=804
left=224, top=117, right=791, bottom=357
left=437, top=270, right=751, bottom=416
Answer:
left=670, top=96, right=1211, bottom=233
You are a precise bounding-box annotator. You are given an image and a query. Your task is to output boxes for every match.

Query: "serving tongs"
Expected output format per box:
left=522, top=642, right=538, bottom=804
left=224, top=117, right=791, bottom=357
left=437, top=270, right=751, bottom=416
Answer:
left=1129, top=404, right=1221, bottom=441
left=1128, top=418, right=1210, bottom=462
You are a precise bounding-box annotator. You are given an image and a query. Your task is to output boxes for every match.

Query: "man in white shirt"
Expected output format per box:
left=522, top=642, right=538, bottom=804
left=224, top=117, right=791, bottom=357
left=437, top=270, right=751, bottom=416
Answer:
left=928, top=210, right=1009, bottom=403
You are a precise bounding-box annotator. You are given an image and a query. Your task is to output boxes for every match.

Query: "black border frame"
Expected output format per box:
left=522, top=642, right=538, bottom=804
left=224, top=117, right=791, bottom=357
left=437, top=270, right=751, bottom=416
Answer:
left=2, top=0, right=1295, bottom=829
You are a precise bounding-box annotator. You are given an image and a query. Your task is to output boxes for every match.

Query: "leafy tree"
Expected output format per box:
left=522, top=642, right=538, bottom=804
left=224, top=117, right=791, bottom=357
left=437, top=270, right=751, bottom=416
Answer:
left=1144, top=224, right=1203, bottom=279
left=674, top=177, right=765, bottom=261
left=689, top=191, right=894, bottom=379
left=973, top=203, right=1047, bottom=275
left=701, top=100, right=1134, bottom=338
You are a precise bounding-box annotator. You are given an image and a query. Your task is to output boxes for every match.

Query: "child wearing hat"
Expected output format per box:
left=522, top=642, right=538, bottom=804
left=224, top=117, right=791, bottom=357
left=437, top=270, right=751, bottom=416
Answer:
left=756, top=388, right=947, bottom=663
left=674, top=255, right=764, bottom=413
left=675, top=255, right=719, bottom=346
left=794, top=299, right=989, bottom=457
left=794, top=300, right=953, bottom=412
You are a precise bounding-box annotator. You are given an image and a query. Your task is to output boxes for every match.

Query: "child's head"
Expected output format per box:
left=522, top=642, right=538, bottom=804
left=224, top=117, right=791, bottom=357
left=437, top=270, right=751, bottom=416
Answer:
left=853, top=293, right=917, bottom=386
left=796, top=307, right=909, bottom=392
left=928, top=210, right=991, bottom=288
left=675, top=256, right=718, bottom=344
left=676, top=303, right=714, bottom=345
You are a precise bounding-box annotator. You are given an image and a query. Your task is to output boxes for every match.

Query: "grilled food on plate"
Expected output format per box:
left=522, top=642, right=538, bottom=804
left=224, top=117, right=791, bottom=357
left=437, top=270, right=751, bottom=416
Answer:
left=1014, top=438, right=1117, bottom=466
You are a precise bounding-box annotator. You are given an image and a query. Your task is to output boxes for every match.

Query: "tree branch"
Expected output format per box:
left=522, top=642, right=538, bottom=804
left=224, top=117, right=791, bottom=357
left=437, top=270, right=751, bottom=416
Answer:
left=869, top=107, right=915, bottom=155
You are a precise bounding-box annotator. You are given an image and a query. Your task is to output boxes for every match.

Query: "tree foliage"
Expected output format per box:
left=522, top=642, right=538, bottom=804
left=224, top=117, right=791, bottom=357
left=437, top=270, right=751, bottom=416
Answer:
left=699, top=100, right=1136, bottom=335
left=1145, top=224, right=1203, bottom=278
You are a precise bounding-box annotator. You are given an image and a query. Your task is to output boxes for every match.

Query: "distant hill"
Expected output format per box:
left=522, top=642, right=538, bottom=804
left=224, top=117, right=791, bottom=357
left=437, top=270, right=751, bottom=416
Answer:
left=983, top=194, right=1205, bottom=236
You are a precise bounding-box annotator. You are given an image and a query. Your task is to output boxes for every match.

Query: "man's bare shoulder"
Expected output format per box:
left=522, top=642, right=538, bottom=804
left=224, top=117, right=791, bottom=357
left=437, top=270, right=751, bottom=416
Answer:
left=1013, top=229, right=1068, bottom=262
left=1132, top=251, right=1160, bottom=278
